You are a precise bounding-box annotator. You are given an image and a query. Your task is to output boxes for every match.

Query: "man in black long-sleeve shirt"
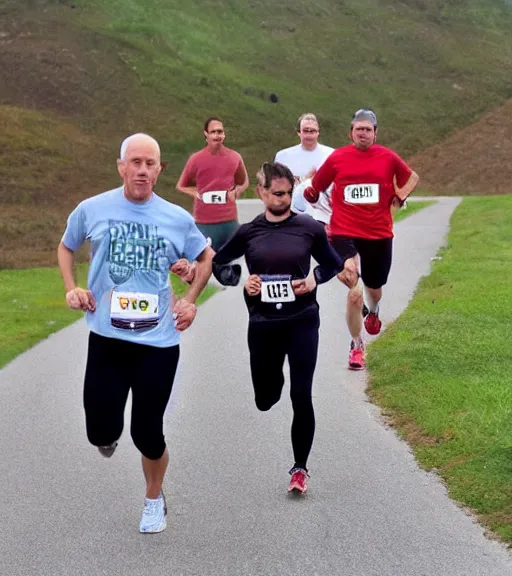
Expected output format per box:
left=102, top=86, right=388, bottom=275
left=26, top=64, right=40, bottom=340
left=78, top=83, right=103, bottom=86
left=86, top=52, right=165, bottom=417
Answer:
left=213, top=162, right=344, bottom=494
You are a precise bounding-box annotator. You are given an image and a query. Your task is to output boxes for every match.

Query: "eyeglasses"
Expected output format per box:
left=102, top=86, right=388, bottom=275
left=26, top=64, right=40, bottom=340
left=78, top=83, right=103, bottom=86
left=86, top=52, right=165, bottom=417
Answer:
left=301, top=128, right=319, bottom=134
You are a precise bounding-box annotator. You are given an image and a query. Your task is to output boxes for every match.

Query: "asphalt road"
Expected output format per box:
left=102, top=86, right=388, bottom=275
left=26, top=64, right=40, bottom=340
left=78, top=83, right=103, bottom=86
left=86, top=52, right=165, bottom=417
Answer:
left=1, top=198, right=511, bottom=576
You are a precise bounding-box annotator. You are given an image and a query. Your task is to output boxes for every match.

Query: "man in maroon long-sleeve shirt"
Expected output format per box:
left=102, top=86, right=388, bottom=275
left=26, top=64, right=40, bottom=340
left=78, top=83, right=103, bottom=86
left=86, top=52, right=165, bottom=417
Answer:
left=304, top=109, right=419, bottom=370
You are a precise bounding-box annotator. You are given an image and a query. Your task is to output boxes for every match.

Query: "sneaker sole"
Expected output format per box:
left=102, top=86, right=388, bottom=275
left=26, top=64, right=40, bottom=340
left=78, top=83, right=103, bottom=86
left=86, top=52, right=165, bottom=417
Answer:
left=364, top=318, right=382, bottom=335
left=364, top=326, right=381, bottom=336
left=97, top=443, right=118, bottom=458
left=288, top=483, right=307, bottom=494
left=348, top=364, right=365, bottom=371
left=140, top=518, right=167, bottom=534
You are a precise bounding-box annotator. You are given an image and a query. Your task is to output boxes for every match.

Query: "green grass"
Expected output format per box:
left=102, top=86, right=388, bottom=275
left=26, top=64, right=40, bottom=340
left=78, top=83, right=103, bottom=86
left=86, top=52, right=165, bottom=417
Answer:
left=1, top=265, right=217, bottom=370
left=2, top=0, right=512, bottom=266
left=367, top=195, right=512, bottom=543
left=393, top=200, right=436, bottom=223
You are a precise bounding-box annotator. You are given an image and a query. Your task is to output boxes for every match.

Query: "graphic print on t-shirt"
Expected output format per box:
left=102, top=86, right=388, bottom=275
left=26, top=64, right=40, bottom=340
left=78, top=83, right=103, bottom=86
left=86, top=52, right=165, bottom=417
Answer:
left=108, top=220, right=170, bottom=284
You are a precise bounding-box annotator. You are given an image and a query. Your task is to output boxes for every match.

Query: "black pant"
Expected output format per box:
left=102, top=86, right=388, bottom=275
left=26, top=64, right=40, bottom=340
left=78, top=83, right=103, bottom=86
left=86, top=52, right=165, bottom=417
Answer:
left=247, top=314, right=320, bottom=471
left=83, top=332, right=180, bottom=460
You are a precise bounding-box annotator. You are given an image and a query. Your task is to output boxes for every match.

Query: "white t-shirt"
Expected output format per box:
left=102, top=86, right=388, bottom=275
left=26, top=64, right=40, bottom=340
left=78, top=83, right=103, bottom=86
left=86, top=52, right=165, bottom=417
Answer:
left=275, top=143, right=334, bottom=178
left=274, top=143, right=334, bottom=224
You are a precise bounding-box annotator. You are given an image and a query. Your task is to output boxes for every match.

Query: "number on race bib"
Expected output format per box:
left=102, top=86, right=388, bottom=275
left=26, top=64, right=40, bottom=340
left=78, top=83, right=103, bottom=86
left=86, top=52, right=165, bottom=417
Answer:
left=344, top=184, right=380, bottom=204
left=265, top=282, right=289, bottom=300
left=260, top=278, right=296, bottom=304
left=201, top=190, right=227, bottom=204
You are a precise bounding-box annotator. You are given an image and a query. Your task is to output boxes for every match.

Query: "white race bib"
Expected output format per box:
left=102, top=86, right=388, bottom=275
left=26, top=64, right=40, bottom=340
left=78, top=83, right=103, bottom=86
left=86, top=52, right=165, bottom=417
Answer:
left=201, top=190, right=227, bottom=204
left=260, top=276, right=296, bottom=304
left=344, top=184, right=379, bottom=204
left=110, top=291, right=159, bottom=330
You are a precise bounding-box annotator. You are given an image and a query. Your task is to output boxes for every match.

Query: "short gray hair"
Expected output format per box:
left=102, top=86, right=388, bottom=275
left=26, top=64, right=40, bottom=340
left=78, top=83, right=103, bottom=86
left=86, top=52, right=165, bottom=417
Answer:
left=119, top=133, right=161, bottom=160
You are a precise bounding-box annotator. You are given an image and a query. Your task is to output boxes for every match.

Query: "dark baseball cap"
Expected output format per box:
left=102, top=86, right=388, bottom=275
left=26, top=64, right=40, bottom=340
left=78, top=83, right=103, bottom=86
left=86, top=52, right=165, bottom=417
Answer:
left=351, top=109, right=377, bottom=127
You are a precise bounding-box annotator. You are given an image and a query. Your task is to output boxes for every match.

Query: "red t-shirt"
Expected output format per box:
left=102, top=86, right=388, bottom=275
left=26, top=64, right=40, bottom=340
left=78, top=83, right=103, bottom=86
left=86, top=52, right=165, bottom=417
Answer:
left=178, top=146, right=245, bottom=224
left=311, top=144, right=412, bottom=239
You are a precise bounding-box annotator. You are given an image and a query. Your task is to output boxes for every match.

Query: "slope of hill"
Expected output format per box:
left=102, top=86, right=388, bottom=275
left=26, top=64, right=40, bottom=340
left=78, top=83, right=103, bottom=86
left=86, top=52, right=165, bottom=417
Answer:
left=409, top=99, right=512, bottom=194
left=1, top=0, right=512, bottom=266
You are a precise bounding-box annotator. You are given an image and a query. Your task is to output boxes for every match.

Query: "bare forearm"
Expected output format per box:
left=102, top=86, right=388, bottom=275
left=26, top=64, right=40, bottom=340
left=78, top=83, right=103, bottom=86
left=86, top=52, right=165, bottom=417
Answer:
left=183, top=247, right=214, bottom=304
left=177, top=186, right=198, bottom=199
left=395, top=171, right=419, bottom=200
left=233, top=178, right=249, bottom=198
left=57, top=242, right=77, bottom=292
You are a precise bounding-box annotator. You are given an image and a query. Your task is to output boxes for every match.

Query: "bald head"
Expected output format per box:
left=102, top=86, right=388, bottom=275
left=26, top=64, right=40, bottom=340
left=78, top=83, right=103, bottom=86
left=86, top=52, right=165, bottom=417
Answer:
left=117, top=133, right=162, bottom=203
left=119, top=133, right=161, bottom=162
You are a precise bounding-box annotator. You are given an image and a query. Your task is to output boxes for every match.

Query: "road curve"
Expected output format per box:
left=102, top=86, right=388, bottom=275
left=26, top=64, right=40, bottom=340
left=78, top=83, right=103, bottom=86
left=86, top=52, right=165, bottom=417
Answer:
left=1, top=197, right=511, bottom=576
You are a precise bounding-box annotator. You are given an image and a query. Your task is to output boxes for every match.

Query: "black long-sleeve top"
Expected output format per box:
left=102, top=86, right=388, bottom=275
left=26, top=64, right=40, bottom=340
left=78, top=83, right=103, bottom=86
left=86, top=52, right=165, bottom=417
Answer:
left=212, top=213, right=344, bottom=322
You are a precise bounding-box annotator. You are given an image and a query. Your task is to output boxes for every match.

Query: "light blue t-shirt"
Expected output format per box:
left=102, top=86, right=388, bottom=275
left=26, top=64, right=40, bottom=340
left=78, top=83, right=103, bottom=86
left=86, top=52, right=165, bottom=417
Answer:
left=62, top=187, right=207, bottom=347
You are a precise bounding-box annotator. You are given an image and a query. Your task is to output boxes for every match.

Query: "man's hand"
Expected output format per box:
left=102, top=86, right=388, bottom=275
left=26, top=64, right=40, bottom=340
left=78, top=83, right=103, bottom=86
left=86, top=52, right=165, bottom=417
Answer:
left=303, top=186, right=320, bottom=204
left=172, top=298, right=197, bottom=331
left=337, top=258, right=359, bottom=289
left=292, top=275, right=316, bottom=296
left=171, top=259, right=197, bottom=284
left=227, top=187, right=238, bottom=202
left=66, top=287, right=96, bottom=312
left=305, top=167, right=317, bottom=179
left=391, top=196, right=402, bottom=209
left=245, top=274, right=262, bottom=296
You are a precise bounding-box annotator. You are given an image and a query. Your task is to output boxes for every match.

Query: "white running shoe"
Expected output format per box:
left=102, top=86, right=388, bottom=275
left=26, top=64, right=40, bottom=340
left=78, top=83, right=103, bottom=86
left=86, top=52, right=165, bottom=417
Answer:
left=139, top=491, right=167, bottom=534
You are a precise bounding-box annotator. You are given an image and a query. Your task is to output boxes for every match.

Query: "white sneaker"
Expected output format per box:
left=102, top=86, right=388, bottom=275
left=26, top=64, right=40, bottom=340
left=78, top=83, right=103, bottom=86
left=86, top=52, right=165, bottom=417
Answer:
left=139, top=491, right=167, bottom=534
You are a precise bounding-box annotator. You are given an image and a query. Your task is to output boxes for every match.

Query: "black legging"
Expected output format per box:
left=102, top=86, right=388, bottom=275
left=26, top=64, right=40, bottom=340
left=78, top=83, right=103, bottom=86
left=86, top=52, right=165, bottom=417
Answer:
left=247, top=314, right=320, bottom=471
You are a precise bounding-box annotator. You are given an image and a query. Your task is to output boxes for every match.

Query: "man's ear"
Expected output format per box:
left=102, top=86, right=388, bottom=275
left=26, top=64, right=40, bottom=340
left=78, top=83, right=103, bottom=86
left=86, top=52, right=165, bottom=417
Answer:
left=117, top=159, right=125, bottom=180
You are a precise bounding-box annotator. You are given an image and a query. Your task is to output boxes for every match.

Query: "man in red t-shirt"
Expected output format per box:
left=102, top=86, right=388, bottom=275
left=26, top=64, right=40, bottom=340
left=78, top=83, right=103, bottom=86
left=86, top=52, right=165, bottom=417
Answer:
left=176, top=117, right=249, bottom=251
left=304, top=109, right=419, bottom=370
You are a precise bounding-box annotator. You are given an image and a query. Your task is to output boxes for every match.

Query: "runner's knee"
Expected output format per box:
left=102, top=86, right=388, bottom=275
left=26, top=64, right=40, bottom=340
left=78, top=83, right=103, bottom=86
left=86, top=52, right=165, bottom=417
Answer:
left=254, top=381, right=283, bottom=411
left=255, top=395, right=280, bottom=412
left=131, top=427, right=166, bottom=460
left=290, top=387, right=313, bottom=413
left=86, top=423, right=121, bottom=449
left=347, top=287, right=363, bottom=308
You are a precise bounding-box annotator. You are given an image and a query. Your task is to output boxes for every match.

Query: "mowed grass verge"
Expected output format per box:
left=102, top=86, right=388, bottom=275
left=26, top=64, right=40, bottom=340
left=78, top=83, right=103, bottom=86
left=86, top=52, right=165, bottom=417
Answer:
left=393, top=200, right=436, bottom=223
left=1, top=201, right=432, bottom=371
left=1, top=265, right=217, bottom=370
left=367, top=195, right=512, bottom=543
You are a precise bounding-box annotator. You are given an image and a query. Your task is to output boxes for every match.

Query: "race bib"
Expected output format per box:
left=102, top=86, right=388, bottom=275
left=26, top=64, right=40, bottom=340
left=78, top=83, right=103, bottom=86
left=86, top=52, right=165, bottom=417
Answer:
left=260, top=275, right=296, bottom=304
left=344, top=184, right=380, bottom=204
left=110, top=291, right=159, bottom=330
left=201, top=190, right=227, bottom=204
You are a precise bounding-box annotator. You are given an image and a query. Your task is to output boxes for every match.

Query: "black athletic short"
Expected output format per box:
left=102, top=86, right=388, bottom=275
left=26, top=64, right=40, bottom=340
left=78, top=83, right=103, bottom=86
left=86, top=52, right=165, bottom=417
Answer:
left=330, top=235, right=393, bottom=289
left=83, top=332, right=180, bottom=460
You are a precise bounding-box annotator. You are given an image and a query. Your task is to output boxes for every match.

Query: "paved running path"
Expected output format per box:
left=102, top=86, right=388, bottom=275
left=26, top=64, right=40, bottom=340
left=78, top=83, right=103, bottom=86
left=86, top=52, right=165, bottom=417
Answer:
left=1, top=198, right=511, bottom=576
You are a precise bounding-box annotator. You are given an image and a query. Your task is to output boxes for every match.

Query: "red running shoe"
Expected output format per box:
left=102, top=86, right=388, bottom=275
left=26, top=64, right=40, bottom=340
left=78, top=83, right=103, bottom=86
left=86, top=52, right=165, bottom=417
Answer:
left=348, top=341, right=365, bottom=371
left=288, top=468, right=308, bottom=494
left=364, top=311, right=382, bottom=335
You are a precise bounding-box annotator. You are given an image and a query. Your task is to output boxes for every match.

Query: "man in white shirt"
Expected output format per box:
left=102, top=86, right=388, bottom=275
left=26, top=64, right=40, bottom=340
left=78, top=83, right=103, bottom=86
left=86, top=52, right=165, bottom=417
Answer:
left=274, top=113, right=334, bottom=225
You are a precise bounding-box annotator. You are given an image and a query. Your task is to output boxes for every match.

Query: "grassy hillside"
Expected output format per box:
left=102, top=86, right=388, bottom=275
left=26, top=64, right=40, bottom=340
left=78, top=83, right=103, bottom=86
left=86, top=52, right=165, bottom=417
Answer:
left=1, top=0, right=512, bottom=266
left=409, top=99, right=512, bottom=195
